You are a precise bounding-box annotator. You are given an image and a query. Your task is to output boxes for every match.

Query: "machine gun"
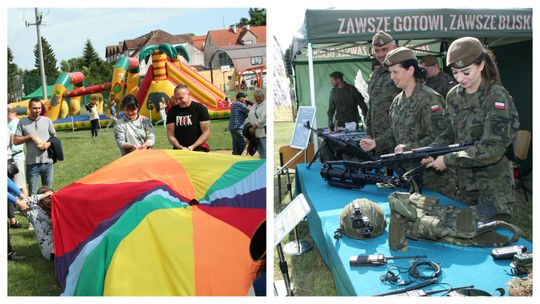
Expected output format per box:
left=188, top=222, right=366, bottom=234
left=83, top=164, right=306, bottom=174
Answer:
left=304, top=121, right=375, bottom=163
left=321, top=142, right=473, bottom=192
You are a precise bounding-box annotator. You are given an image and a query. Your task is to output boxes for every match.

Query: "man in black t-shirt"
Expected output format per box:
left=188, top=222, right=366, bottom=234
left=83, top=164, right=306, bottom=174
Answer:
left=166, top=84, right=211, bottom=152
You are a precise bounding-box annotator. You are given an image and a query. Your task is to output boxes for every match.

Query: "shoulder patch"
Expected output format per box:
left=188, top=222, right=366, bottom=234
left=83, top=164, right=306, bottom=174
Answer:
left=495, top=101, right=506, bottom=110
left=430, top=103, right=441, bottom=112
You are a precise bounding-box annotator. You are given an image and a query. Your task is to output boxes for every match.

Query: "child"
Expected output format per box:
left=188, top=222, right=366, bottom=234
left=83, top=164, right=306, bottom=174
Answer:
left=23, top=186, right=54, bottom=260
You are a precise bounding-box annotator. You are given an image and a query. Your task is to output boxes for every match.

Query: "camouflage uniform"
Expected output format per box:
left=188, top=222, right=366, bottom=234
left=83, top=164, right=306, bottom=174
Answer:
left=437, top=80, right=520, bottom=220
left=365, top=66, right=401, bottom=144
left=327, top=83, right=368, bottom=128
left=425, top=71, right=457, bottom=102
left=376, top=83, right=457, bottom=198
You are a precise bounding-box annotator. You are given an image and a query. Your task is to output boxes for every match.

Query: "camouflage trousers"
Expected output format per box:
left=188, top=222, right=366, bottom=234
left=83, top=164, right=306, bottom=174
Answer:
left=456, top=187, right=515, bottom=221
left=421, top=168, right=457, bottom=200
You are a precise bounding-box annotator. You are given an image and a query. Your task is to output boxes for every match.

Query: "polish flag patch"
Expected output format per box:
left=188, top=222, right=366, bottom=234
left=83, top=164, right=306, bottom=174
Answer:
left=431, top=104, right=441, bottom=111
left=495, top=102, right=506, bottom=110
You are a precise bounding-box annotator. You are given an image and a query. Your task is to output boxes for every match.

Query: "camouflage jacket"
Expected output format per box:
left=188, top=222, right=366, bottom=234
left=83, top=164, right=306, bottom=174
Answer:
left=424, top=71, right=457, bottom=102
left=376, top=83, right=446, bottom=153
left=327, top=82, right=368, bottom=127
left=438, top=81, right=520, bottom=191
left=366, top=66, right=401, bottom=138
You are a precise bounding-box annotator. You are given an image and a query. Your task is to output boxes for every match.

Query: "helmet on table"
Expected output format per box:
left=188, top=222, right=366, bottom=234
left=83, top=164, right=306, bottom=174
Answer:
left=338, top=199, right=386, bottom=240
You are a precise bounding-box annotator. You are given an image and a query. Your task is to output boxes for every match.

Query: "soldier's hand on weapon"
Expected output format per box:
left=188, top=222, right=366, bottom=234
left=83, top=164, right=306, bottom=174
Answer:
left=359, top=138, right=376, bottom=152
left=328, top=121, right=335, bottom=132
left=394, top=144, right=407, bottom=153
left=421, top=156, right=434, bottom=165
left=425, top=155, right=447, bottom=171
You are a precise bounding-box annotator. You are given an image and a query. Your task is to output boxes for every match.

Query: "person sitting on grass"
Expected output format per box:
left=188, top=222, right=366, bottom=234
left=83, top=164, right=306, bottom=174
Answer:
left=21, top=186, right=54, bottom=260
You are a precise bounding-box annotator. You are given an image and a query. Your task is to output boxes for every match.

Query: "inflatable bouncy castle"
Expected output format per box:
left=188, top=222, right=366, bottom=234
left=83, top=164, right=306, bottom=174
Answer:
left=9, top=43, right=230, bottom=130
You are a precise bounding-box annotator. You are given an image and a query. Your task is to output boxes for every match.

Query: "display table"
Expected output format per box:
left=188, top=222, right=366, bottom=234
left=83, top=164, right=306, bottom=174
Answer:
left=296, top=163, right=531, bottom=296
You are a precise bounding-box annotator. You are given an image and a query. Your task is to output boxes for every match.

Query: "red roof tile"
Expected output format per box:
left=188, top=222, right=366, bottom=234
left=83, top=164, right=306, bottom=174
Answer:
left=207, top=26, right=266, bottom=48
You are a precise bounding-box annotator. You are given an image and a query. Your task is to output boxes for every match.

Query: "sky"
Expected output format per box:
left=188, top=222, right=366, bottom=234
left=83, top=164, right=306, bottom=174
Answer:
left=7, top=7, right=251, bottom=70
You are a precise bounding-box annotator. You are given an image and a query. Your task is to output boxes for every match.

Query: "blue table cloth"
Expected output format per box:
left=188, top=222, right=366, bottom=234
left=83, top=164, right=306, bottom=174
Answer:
left=296, top=163, right=531, bottom=296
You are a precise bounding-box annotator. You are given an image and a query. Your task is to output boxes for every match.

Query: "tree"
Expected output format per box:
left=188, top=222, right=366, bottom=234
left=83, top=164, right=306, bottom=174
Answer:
left=33, top=36, right=59, bottom=79
left=237, top=8, right=266, bottom=26
left=8, top=47, right=23, bottom=100
left=83, top=61, right=113, bottom=85
left=82, top=39, right=101, bottom=68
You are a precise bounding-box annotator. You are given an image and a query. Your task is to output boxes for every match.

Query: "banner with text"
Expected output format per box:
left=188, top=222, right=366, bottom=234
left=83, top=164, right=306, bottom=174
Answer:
left=305, top=8, right=532, bottom=43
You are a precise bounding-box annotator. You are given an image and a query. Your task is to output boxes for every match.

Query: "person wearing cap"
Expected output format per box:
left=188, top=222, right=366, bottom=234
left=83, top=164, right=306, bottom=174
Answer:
left=365, top=31, right=401, bottom=146
left=114, top=95, right=155, bottom=156
left=424, top=37, right=520, bottom=221
left=228, top=92, right=249, bottom=155
left=420, top=55, right=457, bottom=100
left=360, top=47, right=456, bottom=198
left=327, top=71, right=368, bottom=131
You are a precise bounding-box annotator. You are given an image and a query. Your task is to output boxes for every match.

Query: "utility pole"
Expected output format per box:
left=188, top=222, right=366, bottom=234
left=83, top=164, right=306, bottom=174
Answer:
left=26, top=8, right=48, bottom=100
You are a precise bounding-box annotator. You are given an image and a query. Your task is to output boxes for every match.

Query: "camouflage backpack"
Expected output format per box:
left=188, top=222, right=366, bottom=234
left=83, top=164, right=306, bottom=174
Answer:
left=388, top=192, right=521, bottom=251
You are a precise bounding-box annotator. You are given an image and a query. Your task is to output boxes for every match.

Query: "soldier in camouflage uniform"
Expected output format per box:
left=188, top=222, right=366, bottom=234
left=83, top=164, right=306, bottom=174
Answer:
left=327, top=71, right=368, bottom=130
left=426, top=37, right=520, bottom=221
left=365, top=31, right=401, bottom=147
left=420, top=55, right=457, bottom=101
left=360, top=47, right=456, bottom=198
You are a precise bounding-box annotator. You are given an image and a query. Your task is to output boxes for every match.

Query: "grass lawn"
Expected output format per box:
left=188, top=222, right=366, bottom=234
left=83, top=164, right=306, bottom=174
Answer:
left=273, top=121, right=532, bottom=296
left=8, top=118, right=233, bottom=296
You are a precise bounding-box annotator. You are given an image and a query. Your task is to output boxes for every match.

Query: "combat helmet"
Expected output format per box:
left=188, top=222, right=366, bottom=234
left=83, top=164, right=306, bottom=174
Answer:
left=337, top=199, right=386, bottom=240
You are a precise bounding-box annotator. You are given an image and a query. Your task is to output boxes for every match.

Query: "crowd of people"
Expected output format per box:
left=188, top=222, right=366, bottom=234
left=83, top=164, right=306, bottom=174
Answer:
left=7, top=84, right=266, bottom=262
left=328, top=32, right=520, bottom=222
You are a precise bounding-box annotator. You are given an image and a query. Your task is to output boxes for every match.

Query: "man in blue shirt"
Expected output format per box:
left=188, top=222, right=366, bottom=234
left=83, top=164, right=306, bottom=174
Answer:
left=228, top=92, right=249, bottom=155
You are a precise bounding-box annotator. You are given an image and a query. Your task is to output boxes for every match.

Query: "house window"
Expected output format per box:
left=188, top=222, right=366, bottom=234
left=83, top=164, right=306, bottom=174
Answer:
left=243, top=40, right=253, bottom=45
left=251, top=56, right=263, bottom=65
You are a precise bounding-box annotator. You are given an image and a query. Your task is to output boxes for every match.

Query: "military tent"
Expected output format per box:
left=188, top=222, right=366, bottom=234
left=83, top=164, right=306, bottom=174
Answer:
left=288, top=8, right=532, bottom=171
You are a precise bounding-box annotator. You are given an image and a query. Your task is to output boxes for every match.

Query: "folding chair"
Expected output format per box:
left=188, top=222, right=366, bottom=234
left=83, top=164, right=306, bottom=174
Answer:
left=277, top=144, right=314, bottom=204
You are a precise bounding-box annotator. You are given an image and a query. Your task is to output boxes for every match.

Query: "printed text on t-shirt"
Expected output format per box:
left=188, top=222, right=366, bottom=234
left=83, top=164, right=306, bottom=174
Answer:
left=176, top=115, right=193, bottom=126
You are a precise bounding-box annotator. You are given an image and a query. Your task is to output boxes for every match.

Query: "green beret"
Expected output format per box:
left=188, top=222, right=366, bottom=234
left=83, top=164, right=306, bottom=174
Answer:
left=420, top=55, right=439, bottom=67
left=447, top=37, right=485, bottom=69
left=383, top=47, right=417, bottom=67
left=372, top=31, right=393, bottom=47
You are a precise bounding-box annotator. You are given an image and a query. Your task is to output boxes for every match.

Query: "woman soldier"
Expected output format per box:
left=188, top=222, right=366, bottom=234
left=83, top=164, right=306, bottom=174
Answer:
left=360, top=47, right=456, bottom=198
left=424, top=37, right=520, bottom=221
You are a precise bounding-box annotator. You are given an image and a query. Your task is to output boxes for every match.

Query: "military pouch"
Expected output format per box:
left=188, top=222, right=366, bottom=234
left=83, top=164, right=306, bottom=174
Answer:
left=388, top=192, right=522, bottom=251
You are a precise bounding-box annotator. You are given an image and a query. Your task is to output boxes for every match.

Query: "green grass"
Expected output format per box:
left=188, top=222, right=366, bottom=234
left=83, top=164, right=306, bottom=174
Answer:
left=273, top=121, right=336, bottom=296
left=273, top=121, right=532, bottom=296
left=8, top=118, right=233, bottom=296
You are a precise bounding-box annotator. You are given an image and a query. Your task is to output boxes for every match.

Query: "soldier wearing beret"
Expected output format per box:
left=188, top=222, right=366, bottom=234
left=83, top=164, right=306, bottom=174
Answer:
left=327, top=71, right=368, bottom=131
left=420, top=55, right=457, bottom=101
left=360, top=47, right=456, bottom=198
left=365, top=31, right=401, bottom=149
left=425, top=37, right=520, bottom=221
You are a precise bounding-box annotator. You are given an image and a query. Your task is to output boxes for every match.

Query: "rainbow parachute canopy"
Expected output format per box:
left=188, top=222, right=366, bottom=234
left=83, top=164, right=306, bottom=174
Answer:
left=52, top=150, right=266, bottom=296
